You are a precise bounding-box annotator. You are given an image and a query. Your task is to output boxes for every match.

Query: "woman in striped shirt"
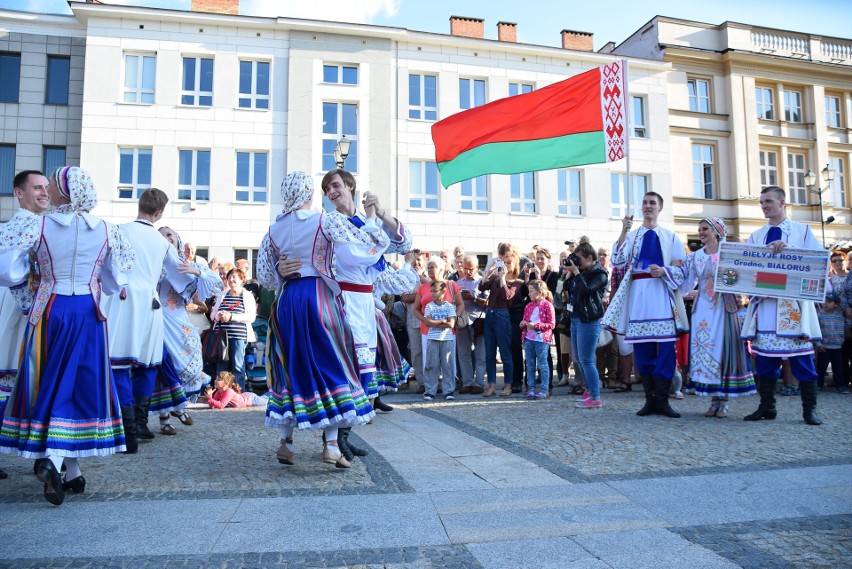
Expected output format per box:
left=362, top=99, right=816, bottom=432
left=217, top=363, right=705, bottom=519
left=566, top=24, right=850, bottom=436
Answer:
left=210, top=267, right=257, bottom=391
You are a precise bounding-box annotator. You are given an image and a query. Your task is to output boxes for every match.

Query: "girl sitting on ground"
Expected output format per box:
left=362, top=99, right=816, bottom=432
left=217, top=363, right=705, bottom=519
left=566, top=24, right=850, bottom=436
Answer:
left=205, top=371, right=269, bottom=409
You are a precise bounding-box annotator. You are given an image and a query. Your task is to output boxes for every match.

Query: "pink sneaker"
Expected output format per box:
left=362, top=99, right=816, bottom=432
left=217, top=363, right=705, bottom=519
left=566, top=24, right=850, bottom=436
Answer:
left=576, top=398, right=602, bottom=408
left=575, top=390, right=591, bottom=402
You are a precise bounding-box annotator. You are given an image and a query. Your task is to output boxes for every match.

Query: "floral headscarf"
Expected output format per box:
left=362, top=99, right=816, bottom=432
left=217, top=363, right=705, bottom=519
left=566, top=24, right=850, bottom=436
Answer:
left=701, top=217, right=727, bottom=241
left=53, top=166, right=98, bottom=214
left=280, top=171, right=314, bottom=215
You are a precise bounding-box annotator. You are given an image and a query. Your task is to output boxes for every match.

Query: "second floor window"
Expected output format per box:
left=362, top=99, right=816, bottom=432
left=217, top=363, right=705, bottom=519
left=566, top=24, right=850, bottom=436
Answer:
left=409, top=74, right=437, bottom=121
left=123, top=53, right=156, bottom=104
left=0, top=145, right=15, bottom=195
left=784, top=90, right=802, bottom=123
left=509, top=82, right=533, bottom=97
left=238, top=60, right=269, bottom=109
left=178, top=149, right=210, bottom=201
left=688, top=78, right=710, bottom=113
left=46, top=56, right=70, bottom=105
left=692, top=144, right=715, bottom=199
left=459, top=78, right=485, bottom=110
left=756, top=87, right=774, bottom=120
left=43, top=146, right=66, bottom=179
left=825, top=95, right=842, bottom=128
left=409, top=161, right=439, bottom=209
left=557, top=169, right=582, bottom=215
left=323, top=64, right=357, bottom=85
left=759, top=150, right=778, bottom=188
left=118, top=147, right=152, bottom=200
left=0, top=53, right=20, bottom=103
left=786, top=152, right=806, bottom=205
left=510, top=172, right=535, bottom=213
left=235, top=151, right=268, bottom=203
left=322, top=102, right=358, bottom=172
left=611, top=173, right=647, bottom=218
left=830, top=156, right=846, bottom=208
left=460, top=175, right=488, bottom=212
left=181, top=57, right=213, bottom=106
left=631, top=96, right=647, bottom=138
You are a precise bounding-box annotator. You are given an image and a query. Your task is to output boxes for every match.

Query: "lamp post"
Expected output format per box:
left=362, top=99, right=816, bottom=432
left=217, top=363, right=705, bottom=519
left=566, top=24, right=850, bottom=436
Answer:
left=805, top=163, right=836, bottom=249
left=334, top=135, right=351, bottom=169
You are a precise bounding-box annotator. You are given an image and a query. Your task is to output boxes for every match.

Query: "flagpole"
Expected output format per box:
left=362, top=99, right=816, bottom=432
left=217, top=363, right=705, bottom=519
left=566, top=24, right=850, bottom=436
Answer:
left=623, top=59, right=632, bottom=219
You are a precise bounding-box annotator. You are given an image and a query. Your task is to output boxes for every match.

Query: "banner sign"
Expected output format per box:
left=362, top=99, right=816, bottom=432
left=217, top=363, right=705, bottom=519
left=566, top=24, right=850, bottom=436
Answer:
left=714, top=242, right=830, bottom=302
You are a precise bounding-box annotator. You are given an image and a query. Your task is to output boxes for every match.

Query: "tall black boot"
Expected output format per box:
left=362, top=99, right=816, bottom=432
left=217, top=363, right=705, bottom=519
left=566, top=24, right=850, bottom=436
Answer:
left=799, top=381, right=822, bottom=425
left=341, top=427, right=368, bottom=457
left=120, top=405, right=138, bottom=454
left=135, top=397, right=155, bottom=440
left=336, top=428, right=355, bottom=461
left=744, top=377, right=777, bottom=421
left=373, top=396, right=393, bottom=413
left=636, top=376, right=655, bottom=416
left=653, top=379, right=680, bottom=418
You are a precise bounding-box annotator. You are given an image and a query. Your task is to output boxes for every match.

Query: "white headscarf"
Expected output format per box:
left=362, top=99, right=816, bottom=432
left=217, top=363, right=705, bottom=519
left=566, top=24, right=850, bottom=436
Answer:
left=53, top=166, right=98, bottom=214
left=280, top=171, right=314, bottom=215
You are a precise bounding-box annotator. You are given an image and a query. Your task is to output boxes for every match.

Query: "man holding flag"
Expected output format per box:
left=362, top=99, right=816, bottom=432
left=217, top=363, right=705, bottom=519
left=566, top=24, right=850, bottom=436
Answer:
left=741, top=186, right=824, bottom=425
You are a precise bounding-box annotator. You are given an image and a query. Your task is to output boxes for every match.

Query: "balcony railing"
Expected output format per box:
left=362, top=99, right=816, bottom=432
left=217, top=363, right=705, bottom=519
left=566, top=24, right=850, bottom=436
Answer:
left=751, top=31, right=809, bottom=55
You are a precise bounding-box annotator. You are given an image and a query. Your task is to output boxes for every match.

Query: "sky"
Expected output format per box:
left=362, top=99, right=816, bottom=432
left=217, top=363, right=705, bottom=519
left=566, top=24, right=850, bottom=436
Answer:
left=7, top=0, right=852, bottom=49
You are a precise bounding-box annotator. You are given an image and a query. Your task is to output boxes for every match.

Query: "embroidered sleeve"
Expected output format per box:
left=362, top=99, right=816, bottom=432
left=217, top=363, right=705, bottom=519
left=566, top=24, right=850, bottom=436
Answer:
left=0, top=209, right=41, bottom=254
left=9, top=281, right=34, bottom=314
left=106, top=222, right=135, bottom=274
left=257, top=233, right=282, bottom=291
left=195, top=262, right=224, bottom=301
left=382, top=218, right=413, bottom=254
left=321, top=211, right=389, bottom=268
left=611, top=231, right=634, bottom=268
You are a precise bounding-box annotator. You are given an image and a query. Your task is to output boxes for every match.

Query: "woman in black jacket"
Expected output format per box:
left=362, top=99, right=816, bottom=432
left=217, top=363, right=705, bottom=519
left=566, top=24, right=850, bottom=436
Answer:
left=565, top=238, right=608, bottom=408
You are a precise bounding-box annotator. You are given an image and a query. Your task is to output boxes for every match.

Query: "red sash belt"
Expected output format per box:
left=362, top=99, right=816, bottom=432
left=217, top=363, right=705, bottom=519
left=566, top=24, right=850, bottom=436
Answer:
left=631, top=273, right=654, bottom=281
left=339, top=282, right=373, bottom=293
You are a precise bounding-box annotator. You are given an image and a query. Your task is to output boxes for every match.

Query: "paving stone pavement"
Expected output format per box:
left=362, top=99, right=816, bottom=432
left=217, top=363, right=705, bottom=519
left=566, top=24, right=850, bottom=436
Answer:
left=0, top=385, right=849, bottom=568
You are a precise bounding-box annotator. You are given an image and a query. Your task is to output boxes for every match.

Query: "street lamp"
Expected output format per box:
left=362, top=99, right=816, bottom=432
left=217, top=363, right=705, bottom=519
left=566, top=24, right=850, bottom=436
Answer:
left=334, top=135, right=351, bottom=169
left=805, top=163, right=836, bottom=248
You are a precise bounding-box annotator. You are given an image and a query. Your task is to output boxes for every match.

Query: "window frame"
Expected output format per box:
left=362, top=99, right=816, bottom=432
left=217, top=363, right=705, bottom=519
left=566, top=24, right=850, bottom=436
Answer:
left=123, top=52, right=156, bottom=104
left=557, top=169, right=583, bottom=216
left=460, top=175, right=488, bottom=212
left=117, top=147, right=153, bottom=200
left=630, top=95, right=647, bottom=138
left=0, top=52, right=21, bottom=103
left=235, top=150, right=268, bottom=203
left=756, top=86, right=774, bottom=120
left=238, top=60, right=270, bottom=110
left=829, top=156, right=846, bottom=208
left=409, top=160, right=439, bottom=210
left=322, top=63, right=358, bottom=85
left=687, top=77, right=711, bottom=113
left=783, top=89, right=803, bottom=123
left=177, top=148, right=211, bottom=202
left=180, top=56, right=214, bottom=107
left=459, top=77, right=486, bottom=110
left=45, top=55, right=70, bottom=106
left=0, top=144, right=15, bottom=196
left=42, top=146, right=66, bottom=179
left=508, top=82, right=533, bottom=97
left=825, top=94, right=842, bottom=128
left=408, top=73, right=437, bottom=121
left=691, top=143, right=716, bottom=199
left=786, top=151, right=807, bottom=205
left=610, top=173, right=648, bottom=219
left=510, top=172, right=536, bottom=214
left=759, top=149, right=779, bottom=189
left=322, top=101, right=359, bottom=173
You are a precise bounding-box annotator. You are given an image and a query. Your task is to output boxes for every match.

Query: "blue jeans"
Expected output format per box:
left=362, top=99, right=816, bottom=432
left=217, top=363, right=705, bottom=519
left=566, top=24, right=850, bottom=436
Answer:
left=524, top=339, right=550, bottom=392
left=217, top=337, right=247, bottom=390
left=571, top=318, right=602, bottom=399
left=484, top=308, right=513, bottom=386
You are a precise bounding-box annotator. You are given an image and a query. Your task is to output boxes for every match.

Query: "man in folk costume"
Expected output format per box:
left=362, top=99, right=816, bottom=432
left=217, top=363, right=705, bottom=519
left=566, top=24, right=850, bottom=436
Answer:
left=741, top=186, right=824, bottom=425
left=603, top=192, right=688, bottom=418
left=103, top=188, right=195, bottom=452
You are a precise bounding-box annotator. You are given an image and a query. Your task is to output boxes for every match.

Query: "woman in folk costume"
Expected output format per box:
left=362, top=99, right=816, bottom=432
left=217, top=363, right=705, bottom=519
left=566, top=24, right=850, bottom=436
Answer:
left=0, top=166, right=134, bottom=505
left=257, top=171, right=388, bottom=469
left=679, top=218, right=755, bottom=418
left=149, top=226, right=223, bottom=435
left=372, top=270, right=416, bottom=395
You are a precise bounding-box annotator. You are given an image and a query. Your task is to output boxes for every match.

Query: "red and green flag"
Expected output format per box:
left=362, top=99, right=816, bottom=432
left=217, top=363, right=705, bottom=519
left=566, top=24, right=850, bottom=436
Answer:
left=754, top=271, right=788, bottom=291
left=431, top=61, right=627, bottom=188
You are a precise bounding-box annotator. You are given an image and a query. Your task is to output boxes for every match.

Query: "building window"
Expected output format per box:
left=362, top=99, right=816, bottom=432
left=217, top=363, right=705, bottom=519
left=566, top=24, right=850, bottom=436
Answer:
left=118, top=147, right=152, bottom=200
left=323, top=64, right=358, bottom=85
left=45, top=56, right=70, bottom=105
left=830, top=156, right=846, bottom=208
left=783, top=90, right=802, bottom=123
left=692, top=144, right=715, bottom=199
left=232, top=248, right=258, bottom=279
left=510, top=172, right=535, bottom=213
left=0, top=53, right=20, bottom=103
left=181, top=57, right=213, bottom=106
left=460, top=175, right=488, bottom=212
left=509, top=82, right=533, bottom=96
left=0, top=145, right=14, bottom=195
left=825, top=95, right=842, bottom=128
left=786, top=152, right=807, bottom=205
left=123, top=53, right=156, bottom=104
left=409, top=74, right=437, bottom=121
left=630, top=96, right=647, bottom=138
left=409, top=161, right=439, bottom=209
left=178, top=149, right=211, bottom=201
left=235, top=151, right=268, bottom=203
left=238, top=60, right=269, bottom=110
left=459, top=78, right=486, bottom=110
left=322, top=102, right=358, bottom=172
left=756, top=87, right=774, bottom=120
left=43, top=146, right=66, bottom=178
left=557, top=169, right=583, bottom=215
left=611, top=173, right=647, bottom=218
left=687, top=78, right=710, bottom=113
left=759, top=150, right=778, bottom=188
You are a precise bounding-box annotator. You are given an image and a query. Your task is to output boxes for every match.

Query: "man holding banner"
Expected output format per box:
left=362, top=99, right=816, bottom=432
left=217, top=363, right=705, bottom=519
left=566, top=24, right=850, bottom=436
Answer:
left=741, top=186, right=824, bottom=425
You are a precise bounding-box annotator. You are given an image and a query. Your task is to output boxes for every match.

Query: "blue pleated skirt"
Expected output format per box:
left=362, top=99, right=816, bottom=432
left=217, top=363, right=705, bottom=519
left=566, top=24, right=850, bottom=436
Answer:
left=150, top=349, right=189, bottom=415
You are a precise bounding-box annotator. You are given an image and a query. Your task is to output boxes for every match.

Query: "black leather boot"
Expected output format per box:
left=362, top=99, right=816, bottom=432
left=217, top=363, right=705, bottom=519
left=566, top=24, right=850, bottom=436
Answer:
left=341, top=427, right=368, bottom=457
left=337, top=428, right=355, bottom=461
left=135, top=398, right=155, bottom=440
left=653, top=379, right=681, bottom=418
left=744, top=377, right=777, bottom=421
left=636, top=376, right=655, bottom=416
left=120, top=405, right=138, bottom=454
left=373, top=396, right=393, bottom=413
left=799, top=381, right=822, bottom=425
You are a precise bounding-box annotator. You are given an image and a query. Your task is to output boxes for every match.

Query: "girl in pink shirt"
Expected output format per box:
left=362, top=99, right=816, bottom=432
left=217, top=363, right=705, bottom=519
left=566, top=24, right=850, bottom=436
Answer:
left=206, top=372, right=269, bottom=409
left=519, top=280, right=555, bottom=399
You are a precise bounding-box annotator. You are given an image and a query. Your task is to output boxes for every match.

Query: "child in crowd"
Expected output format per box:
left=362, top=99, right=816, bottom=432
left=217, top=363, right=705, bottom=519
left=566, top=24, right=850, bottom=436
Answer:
left=815, top=292, right=848, bottom=393
left=520, top=280, right=555, bottom=399
left=205, top=371, right=269, bottom=409
left=422, top=281, right=457, bottom=401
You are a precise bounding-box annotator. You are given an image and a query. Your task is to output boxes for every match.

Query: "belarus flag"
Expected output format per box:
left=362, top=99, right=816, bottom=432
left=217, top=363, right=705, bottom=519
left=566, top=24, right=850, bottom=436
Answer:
left=754, top=271, right=787, bottom=290
left=431, top=61, right=628, bottom=188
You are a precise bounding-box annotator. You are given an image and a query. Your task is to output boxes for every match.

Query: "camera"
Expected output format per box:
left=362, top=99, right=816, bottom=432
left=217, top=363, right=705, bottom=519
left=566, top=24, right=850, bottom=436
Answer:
left=563, top=254, right=580, bottom=267
left=493, top=259, right=505, bottom=274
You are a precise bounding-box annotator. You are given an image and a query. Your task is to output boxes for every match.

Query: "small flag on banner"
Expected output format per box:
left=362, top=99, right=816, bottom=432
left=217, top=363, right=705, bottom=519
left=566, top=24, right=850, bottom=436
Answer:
left=754, top=271, right=787, bottom=290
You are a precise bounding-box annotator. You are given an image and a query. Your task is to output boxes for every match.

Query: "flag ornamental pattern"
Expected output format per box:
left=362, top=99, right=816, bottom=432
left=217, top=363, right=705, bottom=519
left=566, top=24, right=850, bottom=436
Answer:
left=431, top=61, right=627, bottom=188
left=754, top=271, right=787, bottom=290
